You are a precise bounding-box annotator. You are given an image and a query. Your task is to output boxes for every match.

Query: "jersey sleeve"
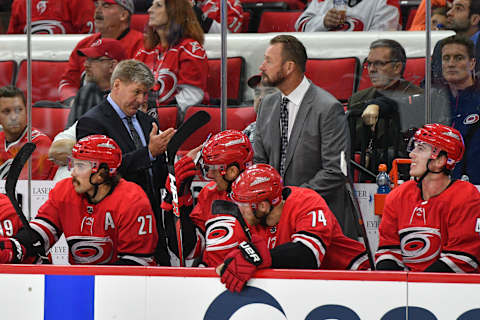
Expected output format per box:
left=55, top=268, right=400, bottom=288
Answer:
left=439, top=188, right=480, bottom=273
left=376, top=190, right=406, bottom=270
left=0, top=194, right=22, bottom=237
left=202, top=0, right=244, bottom=33
left=69, top=0, right=95, bottom=34
left=58, top=38, right=89, bottom=101
left=295, top=0, right=329, bottom=32
left=31, top=131, right=55, bottom=180
left=7, top=0, right=24, bottom=34
left=177, top=41, right=208, bottom=90
left=115, top=187, right=158, bottom=266
left=370, top=0, right=400, bottom=31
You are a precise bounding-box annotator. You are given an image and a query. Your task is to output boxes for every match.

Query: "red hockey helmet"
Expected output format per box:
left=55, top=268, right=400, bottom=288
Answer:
left=200, top=130, right=253, bottom=178
left=71, top=135, right=122, bottom=176
left=231, top=164, right=283, bottom=206
left=410, top=123, right=465, bottom=170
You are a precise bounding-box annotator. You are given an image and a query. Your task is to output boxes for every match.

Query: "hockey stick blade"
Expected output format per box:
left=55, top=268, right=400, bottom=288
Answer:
left=212, top=200, right=252, bottom=241
left=5, top=142, right=36, bottom=230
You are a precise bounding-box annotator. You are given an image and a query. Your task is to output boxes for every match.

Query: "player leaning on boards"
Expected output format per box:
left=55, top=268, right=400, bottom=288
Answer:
left=216, top=164, right=370, bottom=293
left=0, top=135, right=159, bottom=265
left=376, top=124, right=480, bottom=273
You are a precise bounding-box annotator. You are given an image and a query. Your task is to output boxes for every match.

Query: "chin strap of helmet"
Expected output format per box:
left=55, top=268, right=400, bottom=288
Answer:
left=87, top=163, right=114, bottom=204
left=416, top=158, right=448, bottom=186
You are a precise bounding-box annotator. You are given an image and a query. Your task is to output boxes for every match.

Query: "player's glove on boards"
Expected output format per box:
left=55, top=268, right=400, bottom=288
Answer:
left=162, top=155, right=197, bottom=210
left=219, top=235, right=271, bottom=292
left=0, top=237, right=24, bottom=263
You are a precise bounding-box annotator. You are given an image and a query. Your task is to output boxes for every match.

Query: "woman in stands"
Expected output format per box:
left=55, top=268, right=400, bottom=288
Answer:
left=135, top=0, right=209, bottom=123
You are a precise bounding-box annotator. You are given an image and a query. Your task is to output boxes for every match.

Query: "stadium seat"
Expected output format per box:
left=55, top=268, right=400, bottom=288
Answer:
left=31, top=101, right=70, bottom=140
left=157, top=106, right=178, bottom=131
left=257, top=11, right=302, bottom=33
left=16, top=60, right=68, bottom=103
left=305, top=58, right=359, bottom=102
left=131, top=14, right=148, bottom=33
left=180, top=105, right=256, bottom=151
left=207, top=57, right=245, bottom=105
left=357, top=57, right=426, bottom=91
left=405, top=8, right=418, bottom=30
left=0, top=61, right=16, bottom=87
left=241, top=0, right=305, bottom=10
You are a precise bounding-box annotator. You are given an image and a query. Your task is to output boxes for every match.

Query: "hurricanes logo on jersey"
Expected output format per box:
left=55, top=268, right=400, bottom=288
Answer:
left=333, top=17, right=365, bottom=31
left=205, top=216, right=238, bottom=251
left=37, top=0, right=48, bottom=14
left=67, top=236, right=114, bottom=264
left=154, top=68, right=178, bottom=104
left=399, top=227, right=441, bottom=264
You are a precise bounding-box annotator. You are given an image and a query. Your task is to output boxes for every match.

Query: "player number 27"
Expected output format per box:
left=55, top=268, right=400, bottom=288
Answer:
left=0, top=219, right=13, bottom=237
left=307, top=210, right=327, bottom=227
left=138, top=215, right=153, bottom=235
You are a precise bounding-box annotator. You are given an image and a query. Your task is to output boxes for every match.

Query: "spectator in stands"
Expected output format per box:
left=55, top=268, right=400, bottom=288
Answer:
left=76, top=59, right=174, bottom=265
left=58, top=0, right=143, bottom=103
left=243, top=74, right=278, bottom=147
left=135, top=0, right=208, bottom=123
left=191, top=0, right=244, bottom=33
left=409, top=0, right=452, bottom=31
left=433, top=35, right=480, bottom=184
left=254, top=35, right=357, bottom=239
left=295, top=0, right=399, bottom=32
left=432, top=6, right=449, bottom=30
left=431, top=0, right=480, bottom=83
left=376, top=124, right=480, bottom=273
left=7, top=0, right=95, bottom=34
left=347, top=39, right=424, bottom=169
left=0, top=85, right=54, bottom=180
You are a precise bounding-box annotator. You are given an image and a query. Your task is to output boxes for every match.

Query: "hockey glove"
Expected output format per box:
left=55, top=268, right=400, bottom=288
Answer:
left=219, top=235, right=271, bottom=293
left=162, top=155, right=197, bottom=210
left=0, top=237, right=24, bottom=264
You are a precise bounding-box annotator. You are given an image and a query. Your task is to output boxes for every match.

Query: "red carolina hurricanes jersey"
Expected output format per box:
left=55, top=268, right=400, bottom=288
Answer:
left=30, top=178, right=158, bottom=265
left=376, top=180, right=480, bottom=273
left=0, top=128, right=54, bottom=180
left=0, top=194, right=22, bottom=237
left=135, top=38, right=209, bottom=106
left=8, top=0, right=95, bottom=34
left=260, top=187, right=369, bottom=270
left=190, top=181, right=251, bottom=267
left=58, top=30, right=144, bottom=101
left=198, top=0, right=244, bottom=33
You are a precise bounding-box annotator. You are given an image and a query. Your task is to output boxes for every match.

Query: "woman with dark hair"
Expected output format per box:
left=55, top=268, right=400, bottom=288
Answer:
left=135, top=0, right=209, bottom=121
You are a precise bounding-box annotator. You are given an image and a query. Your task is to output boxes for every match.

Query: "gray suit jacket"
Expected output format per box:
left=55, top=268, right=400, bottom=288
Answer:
left=254, top=81, right=357, bottom=238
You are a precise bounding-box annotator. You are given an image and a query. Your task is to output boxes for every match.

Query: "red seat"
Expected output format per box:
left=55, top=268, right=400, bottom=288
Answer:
left=131, top=14, right=148, bottom=33
left=207, top=57, right=245, bottom=105
left=16, top=60, right=68, bottom=103
left=358, top=57, right=425, bottom=91
left=257, top=10, right=301, bottom=33
left=157, top=106, right=178, bottom=131
left=180, top=105, right=256, bottom=151
left=31, top=103, right=70, bottom=140
left=305, top=58, right=359, bottom=102
left=240, top=0, right=305, bottom=10
left=0, top=61, right=16, bottom=87
left=405, top=8, right=418, bottom=30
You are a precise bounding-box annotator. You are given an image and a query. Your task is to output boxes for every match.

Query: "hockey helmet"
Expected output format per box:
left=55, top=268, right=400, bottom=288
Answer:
left=408, top=123, right=464, bottom=170
left=71, top=135, right=122, bottom=176
left=231, top=164, right=283, bottom=206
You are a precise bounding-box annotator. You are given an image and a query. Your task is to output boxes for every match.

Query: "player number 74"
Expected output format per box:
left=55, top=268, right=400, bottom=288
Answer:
left=307, top=210, right=327, bottom=228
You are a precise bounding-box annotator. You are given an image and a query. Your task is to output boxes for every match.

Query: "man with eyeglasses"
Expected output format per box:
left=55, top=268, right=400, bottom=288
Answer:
left=432, top=34, right=480, bottom=184
left=0, top=135, right=160, bottom=265
left=347, top=39, right=424, bottom=175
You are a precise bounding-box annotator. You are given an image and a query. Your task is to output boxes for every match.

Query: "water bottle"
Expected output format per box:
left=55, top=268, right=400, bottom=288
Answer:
left=376, top=164, right=391, bottom=194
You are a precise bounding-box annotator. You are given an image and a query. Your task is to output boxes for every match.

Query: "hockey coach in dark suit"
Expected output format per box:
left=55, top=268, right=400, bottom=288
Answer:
left=254, top=35, right=358, bottom=239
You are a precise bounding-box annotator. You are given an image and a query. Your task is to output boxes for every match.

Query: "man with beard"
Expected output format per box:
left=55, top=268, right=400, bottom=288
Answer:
left=431, top=0, right=480, bottom=83
left=0, top=135, right=159, bottom=265
left=58, top=0, right=143, bottom=103
left=253, top=35, right=358, bottom=239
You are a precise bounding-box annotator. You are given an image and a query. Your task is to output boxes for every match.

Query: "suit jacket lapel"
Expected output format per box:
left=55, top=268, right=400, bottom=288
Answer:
left=284, top=86, right=314, bottom=171
left=270, top=94, right=282, bottom=169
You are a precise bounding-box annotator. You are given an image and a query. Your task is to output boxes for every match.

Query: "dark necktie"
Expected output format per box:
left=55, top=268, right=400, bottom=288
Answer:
left=125, top=116, right=143, bottom=149
left=279, top=97, right=289, bottom=176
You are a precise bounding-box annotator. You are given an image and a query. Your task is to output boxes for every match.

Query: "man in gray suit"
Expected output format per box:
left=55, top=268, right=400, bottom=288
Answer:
left=254, top=34, right=357, bottom=239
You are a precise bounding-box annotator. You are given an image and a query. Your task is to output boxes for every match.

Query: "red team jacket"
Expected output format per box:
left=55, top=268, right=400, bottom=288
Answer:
left=376, top=180, right=480, bottom=273
left=198, top=0, right=244, bottom=33
left=8, top=0, right=95, bottom=34
left=58, top=30, right=144, bottom=101
left=0, top=194, right=22, bottom=237
left=0, top=128, right=54, bottom=180
left=30, top=178, right=158, bottom=265
left=135, top=38, right=209, bottom=106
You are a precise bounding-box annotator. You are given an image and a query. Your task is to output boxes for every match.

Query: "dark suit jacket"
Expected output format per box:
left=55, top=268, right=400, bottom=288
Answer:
left=76, top=99, right=170, bottom=264
left=254, top=81, right=358, bottom=239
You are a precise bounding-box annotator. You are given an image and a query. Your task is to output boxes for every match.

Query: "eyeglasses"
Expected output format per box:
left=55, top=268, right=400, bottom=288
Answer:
left=363, top=60, right=398, bottom=69
left=86, top=57, right=113, bottom=63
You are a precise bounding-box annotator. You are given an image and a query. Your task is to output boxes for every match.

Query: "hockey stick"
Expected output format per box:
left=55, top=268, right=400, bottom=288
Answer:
left=212, top=200, right=252, bottom=241
left=5, top=143, right=49, bottom=263
left=344, top=175, right=376, bottom=270
left=167, top=110, right=211, bottom=266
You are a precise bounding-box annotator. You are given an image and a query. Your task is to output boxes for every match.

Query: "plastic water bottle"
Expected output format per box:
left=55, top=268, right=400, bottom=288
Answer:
left=376, top=164, right=391, bottom=194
